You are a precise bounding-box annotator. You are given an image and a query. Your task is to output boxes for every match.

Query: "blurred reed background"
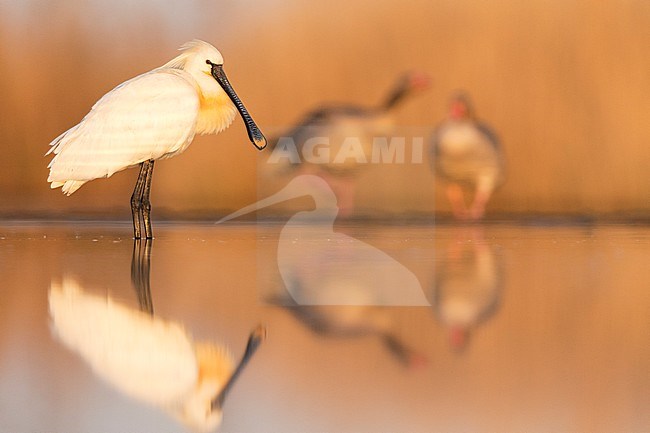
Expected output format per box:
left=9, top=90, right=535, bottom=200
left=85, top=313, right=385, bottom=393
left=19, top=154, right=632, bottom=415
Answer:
left=0, top=0, right=648, bottom=219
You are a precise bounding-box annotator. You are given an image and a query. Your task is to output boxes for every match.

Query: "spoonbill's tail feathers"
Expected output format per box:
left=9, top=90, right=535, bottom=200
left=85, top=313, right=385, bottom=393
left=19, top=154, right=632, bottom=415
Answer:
left=49, top=180, right=86, bottom=195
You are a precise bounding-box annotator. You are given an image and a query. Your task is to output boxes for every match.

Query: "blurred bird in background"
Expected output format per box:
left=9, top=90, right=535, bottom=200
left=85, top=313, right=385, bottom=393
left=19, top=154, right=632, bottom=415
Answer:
left=430, top=92, right=504, bottom=220
left=47, top=40, right=266, bottom=239
left=265, top=71, right=430, bottom=216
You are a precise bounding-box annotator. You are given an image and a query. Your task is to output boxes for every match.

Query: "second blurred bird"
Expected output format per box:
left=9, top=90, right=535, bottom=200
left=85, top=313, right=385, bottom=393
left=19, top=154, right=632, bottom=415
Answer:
left=430, top=92, right=505, bottom=221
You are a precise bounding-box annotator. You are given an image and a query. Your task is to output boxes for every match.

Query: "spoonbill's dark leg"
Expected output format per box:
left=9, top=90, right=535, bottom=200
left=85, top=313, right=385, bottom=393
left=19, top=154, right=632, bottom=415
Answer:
left=130, top=160, right=155, bottom=239
left=131, top=162, right=148, bottom=239
left=141, top=160, right=155, bottom=239
left=131, top=238, right=154, bottom=315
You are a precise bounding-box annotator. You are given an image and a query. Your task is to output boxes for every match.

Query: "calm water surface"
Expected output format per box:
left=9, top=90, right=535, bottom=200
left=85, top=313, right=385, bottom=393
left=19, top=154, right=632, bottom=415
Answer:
left=0, top=221, right=648, bottom=432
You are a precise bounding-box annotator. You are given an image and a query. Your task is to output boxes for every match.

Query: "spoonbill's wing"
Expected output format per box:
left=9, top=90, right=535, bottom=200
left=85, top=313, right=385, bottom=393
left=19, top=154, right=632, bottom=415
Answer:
left=48, top=279, right=198, bottom=406
left=47, top=69, right=199, bottom=194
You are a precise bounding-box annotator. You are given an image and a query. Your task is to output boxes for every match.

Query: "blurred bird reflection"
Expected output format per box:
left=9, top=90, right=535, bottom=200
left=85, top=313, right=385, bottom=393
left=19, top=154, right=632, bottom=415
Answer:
left=264, top=72, right=430, bottom=216
left=271, top=300, right=427, bottom=368
left=48, top=277, right=265, bottom=432
left=432, top=226, right=503, bottom=352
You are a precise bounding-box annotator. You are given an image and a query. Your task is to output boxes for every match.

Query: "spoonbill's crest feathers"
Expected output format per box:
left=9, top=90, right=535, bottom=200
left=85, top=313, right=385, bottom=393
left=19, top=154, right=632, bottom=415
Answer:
left=164, top=40, right=225, bottom=69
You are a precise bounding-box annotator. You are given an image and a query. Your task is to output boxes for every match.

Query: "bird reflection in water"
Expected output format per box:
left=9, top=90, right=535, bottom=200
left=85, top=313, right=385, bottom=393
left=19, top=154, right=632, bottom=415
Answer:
left=220, top=174, right=428, bottom=366
left=265, top=72, right=430, bottom=216
left=48, top=275, right=265, bottom=432
left=273, top=299, right=428, bottom=368
left=432, top=226, right=503, bottom=352
left=131, top=238, right=154, bottom=314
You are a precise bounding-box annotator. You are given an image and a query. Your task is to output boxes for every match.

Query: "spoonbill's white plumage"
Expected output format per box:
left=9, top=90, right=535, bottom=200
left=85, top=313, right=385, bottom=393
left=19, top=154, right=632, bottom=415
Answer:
left=430, top=92, right=504, bottom=220
left=48, top=279, right=265, bottom=432
left=47, top=40, right=266, bottom=238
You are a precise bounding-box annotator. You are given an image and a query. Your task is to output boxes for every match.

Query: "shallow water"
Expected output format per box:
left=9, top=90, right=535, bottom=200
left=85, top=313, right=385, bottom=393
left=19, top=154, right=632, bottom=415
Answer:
left=1, top=221, right=648, bottom=432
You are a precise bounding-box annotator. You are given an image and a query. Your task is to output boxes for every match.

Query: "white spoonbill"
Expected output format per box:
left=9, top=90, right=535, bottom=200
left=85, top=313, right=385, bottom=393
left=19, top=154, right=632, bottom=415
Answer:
left=49, top=278, right=265, bottom=432
left=47, top=40, right=266, bottom=239
left=429, top=92, right=504, bottom=220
